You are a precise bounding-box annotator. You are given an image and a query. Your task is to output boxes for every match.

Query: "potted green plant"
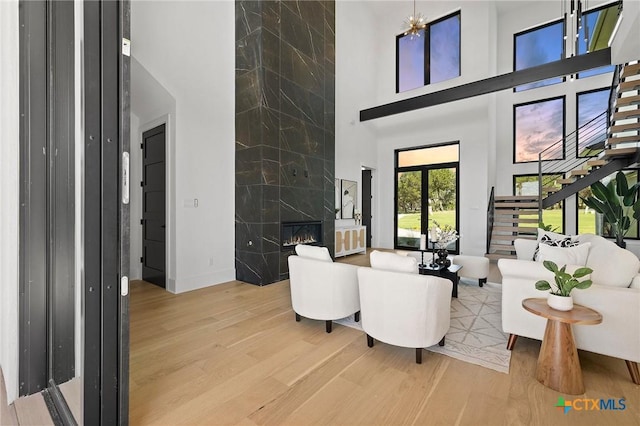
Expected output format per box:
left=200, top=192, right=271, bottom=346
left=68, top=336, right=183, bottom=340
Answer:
left=581, top=171, right=640, bottom=248
left=535, top=260, right=593, bottom=311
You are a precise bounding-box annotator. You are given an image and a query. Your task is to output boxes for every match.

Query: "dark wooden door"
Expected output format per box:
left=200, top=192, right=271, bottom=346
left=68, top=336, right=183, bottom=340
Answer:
left=142, top=124, right=166, bottom=288
left=362, top=169, right=372, bottom=247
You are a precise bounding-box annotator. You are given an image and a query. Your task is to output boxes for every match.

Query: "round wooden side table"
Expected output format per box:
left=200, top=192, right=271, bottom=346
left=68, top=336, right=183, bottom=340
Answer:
left=522, top=298, right=602, bottom=395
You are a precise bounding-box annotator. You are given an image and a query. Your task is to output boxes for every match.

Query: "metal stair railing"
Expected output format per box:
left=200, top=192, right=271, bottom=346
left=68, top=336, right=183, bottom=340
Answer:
left=486, top=186, right=494, bottom=254
left=537, top=64, right=623, bottom=215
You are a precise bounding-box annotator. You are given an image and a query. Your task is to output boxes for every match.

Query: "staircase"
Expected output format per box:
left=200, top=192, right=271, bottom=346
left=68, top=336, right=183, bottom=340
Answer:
left=486, top=195, right=538, bottom=260
left=486, top=61, right=640, bottom=261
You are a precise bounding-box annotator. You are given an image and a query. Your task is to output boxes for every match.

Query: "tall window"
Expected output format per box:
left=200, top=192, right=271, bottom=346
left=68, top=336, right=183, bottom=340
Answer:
left=396, top=11, right=461, bottom=93
left=514, top=174, right=565, bottom=233
left=577, top=88, right=609, bottom=157
left=514, top=19, right=565, bottom=92
left=395, top=143, right=459, bottom=252
left=577, top=169, right=639, bottom=238
left=514, top=96, right=565, bottom=163
left=577, top=2, right=618, bottom=79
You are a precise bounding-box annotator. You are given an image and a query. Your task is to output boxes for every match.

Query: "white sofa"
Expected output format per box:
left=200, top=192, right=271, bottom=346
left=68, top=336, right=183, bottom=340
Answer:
left=499, top=233, right=640, bottom=384
left=288, top=245, right=360, bottom=333
left=357, top=251, right=452, bottom=364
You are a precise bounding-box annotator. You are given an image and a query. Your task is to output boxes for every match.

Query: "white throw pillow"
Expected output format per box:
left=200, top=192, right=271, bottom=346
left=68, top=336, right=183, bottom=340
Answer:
left=295, top=244, right=333, bottom=262
left=536, top=242, right=591, bottom=266
left=369, top=250, right=418, bottom=274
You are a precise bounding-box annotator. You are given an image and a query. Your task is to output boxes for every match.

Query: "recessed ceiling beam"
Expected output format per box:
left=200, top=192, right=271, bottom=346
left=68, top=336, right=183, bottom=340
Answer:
left=359, top=48, right=611, bottom=122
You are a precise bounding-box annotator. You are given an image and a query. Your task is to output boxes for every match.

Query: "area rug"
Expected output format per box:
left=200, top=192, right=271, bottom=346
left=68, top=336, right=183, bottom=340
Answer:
left=335, top=278, right=511, bottom=373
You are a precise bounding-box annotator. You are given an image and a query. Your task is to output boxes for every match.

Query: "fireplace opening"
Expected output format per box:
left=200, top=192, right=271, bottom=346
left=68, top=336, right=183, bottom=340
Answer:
left=281, top=221, right=323, bottom=250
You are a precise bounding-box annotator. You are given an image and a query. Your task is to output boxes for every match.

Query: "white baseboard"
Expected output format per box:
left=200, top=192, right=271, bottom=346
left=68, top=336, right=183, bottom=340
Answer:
left=170, top=268, right=236, bottom=294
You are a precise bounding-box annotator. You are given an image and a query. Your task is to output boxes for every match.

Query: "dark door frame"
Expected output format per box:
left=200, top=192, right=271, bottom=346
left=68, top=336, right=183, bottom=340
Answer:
left=84, top=0, right=130, bottom=424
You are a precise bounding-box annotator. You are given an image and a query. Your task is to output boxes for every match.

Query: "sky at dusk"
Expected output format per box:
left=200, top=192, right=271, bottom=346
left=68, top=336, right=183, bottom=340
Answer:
left=515, top=98, right=564, bottom=163
left=577, top=88, right=609, bottom=151
left=515, top=21, right=564, bottom=91
left=398, top=29, right=425, bottom=92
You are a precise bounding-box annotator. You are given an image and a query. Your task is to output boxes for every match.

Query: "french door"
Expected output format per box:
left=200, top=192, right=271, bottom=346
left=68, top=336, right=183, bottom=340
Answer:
left=395, top=144, right=460, bottom=253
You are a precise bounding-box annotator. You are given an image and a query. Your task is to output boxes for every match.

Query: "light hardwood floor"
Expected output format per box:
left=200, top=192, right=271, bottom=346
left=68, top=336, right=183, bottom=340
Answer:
left=130, top=251, right=640, bottom=425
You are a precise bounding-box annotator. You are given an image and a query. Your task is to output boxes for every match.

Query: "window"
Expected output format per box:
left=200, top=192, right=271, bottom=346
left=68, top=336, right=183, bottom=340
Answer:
left=514, top=96, right=565, bottom=163
left=513, top=174, right=565, bottom=233
left=577, top=2, right=618, bottom=79
left=577, top=169, right=639, bottom=238
left=396, top=11, right=461, bottom=93
left=395, top=143, right=459, bottom=253
left=577, top=88, right=609, bottom=157
left=514, top=19, right=565, bottom=91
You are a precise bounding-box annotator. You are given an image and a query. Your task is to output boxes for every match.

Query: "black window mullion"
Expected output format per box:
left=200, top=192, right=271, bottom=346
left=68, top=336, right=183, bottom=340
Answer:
left=424, top=28, right=430, bottom=86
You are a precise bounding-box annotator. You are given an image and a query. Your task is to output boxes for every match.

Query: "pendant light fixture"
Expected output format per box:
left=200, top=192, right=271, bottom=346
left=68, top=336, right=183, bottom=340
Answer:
left=403, top=0, right=427, bottom=38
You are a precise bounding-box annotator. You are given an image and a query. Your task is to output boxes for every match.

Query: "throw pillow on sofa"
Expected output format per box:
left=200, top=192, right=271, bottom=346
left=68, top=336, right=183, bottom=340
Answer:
left=533, top=233, right=579, bottom=260
left=536, top=242, right=591, bottom=266
left=369, top=250, right=418, bottom=274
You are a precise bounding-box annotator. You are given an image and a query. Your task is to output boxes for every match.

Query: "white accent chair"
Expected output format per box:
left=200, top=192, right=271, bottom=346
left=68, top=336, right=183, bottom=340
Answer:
left=288, top=245, right=360, bottom=333
left=499, top=234, right=640, bottom=384
left=357, top=251, right=452, bottom=364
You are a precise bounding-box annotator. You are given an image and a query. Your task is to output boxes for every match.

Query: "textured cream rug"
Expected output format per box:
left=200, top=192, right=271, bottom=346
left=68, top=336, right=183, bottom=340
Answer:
left=335, top=278, right=511, bottom=373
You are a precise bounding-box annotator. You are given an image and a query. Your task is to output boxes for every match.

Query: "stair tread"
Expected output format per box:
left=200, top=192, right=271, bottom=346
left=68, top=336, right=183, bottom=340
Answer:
left=617, top=95, right=640, bottom=107
left=610, top=122, right=640, bottom=133
left=613, top=109, right=640, bottom=120
left=587, top=159, right=607, bottom=167
left=490, top=244, right=517, bottom=251
left=493, top=217, right=539, bottom=223
left=494, top=209, right=539, bottom=215
left=607, top=135, right=640, bottom=145
left=493, top=226, right=537, bottom=233
left=619, top=79, right=640, bottom=92
left=622, top=63, right=640, bottom=78
left=568, top=169, right=588, bottom=177
left=495, top=202, right=539, bottom=208
left=603, top=147, right=639, bottom=158
left=542, top=186, right=559, bottom=192
left=557, top=178, right=574, bottom=184
left=485, top=253, right=517, bottom=261
left=490, top=235, right=536, bottom=241
left=494, top=195, right=539, bottom=201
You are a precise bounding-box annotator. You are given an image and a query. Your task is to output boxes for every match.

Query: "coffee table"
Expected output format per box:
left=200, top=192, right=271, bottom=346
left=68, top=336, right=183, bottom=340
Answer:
left=419, top=264, right=462, bottom=298
left=522, top=298, right=602, bottom=395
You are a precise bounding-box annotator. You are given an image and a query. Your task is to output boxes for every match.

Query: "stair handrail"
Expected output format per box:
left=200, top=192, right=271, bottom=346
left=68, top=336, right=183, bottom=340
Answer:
left=486, top=186, right=495, bottom=254
left=536, top=63, right=623, bottom=207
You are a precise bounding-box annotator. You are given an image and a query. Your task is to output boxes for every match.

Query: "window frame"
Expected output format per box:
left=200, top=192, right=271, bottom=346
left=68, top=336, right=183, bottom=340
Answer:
left=513, top=95, right=566, bottom=164
left=395, top=10, right=461, bottom=93
left=394, top=141, right=460, bottom=254
left=512, top=173, right=566, bottom=234
left=512, top=18, right=566, bottom=92
left=576, top=87, right=609, bottom=158
left=576, top=1, right=619, bottom=79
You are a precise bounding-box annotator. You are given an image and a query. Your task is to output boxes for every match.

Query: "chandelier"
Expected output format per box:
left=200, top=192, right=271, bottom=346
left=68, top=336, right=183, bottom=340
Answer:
left=403, top=0, right=427, bottom=38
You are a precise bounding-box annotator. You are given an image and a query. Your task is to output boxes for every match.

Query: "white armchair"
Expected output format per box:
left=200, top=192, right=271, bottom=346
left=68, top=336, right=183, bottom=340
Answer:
left=288, top=245, right=360, bottom=333
left=499, top=234, right=640, bottom=384
left=357, top=264, right=452, bottom=364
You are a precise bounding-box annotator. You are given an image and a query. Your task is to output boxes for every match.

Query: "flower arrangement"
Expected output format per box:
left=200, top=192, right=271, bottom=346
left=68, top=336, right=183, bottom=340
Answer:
left=428, top=221, right=459, bottom=249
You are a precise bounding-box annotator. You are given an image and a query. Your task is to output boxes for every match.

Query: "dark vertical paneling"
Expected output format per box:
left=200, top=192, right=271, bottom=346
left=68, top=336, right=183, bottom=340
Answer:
left=19, top=0, right=48, bottom=396
left=119, top=2, right=131, bottom=424
left=49, top=0, right=76, bottom=386
left=83, top=0, right=102, bottom=422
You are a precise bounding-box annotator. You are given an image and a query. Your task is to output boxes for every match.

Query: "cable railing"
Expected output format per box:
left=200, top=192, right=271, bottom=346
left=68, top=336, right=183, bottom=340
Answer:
left=537, top=64, right=623, bottom=215
left=486, top=186, right=494, bottom=254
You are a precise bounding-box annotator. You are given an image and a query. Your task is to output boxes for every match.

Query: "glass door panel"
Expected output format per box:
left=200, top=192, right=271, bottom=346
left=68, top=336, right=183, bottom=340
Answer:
left=396, top=170, right=422, bottom=248
left=427, top=167, right=458, bottom=252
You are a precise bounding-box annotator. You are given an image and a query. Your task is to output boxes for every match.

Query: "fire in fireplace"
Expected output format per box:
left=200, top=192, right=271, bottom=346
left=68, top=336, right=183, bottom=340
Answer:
left=281, top=221, right=323, bottom=250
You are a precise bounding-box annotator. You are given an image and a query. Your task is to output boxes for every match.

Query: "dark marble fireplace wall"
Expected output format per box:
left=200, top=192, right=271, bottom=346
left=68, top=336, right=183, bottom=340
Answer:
left=235, top=0, right=335, bottom=285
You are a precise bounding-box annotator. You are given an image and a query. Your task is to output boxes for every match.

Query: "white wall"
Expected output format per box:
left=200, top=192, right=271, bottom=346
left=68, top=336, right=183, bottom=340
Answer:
left=131, top=1, right=235, bottom=292
left=336, top=1, right=497, bottom=255
left=0, top=0, right=20, bottom=404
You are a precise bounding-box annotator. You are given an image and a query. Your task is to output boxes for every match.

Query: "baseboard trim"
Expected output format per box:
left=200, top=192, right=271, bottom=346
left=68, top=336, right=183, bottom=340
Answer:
left=171, top=269, right=236, bottom=294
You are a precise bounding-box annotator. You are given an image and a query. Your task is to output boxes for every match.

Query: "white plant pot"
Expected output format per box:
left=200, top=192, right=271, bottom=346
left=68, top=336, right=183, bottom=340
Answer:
left=547, top=293, right=573, bottom=311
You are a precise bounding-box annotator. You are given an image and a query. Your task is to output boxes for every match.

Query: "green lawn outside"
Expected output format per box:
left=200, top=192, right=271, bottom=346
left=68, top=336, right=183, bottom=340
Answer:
left=398, top=209, right=600, bottom=235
